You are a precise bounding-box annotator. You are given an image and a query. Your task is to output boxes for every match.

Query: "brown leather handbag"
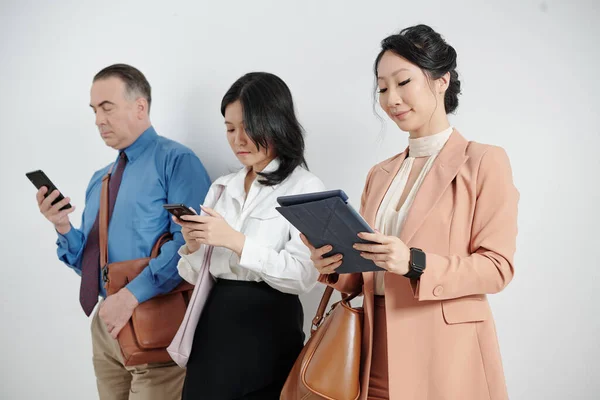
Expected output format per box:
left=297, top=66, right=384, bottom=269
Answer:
left=281, top=286, right=363, bottom=400
left=98, top=171, right=194, bottom=366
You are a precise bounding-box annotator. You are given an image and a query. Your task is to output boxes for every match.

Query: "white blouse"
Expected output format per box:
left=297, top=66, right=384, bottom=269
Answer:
left=374, top=127, right=453, bottom=295
left=176, top=158, right=326, bottom=295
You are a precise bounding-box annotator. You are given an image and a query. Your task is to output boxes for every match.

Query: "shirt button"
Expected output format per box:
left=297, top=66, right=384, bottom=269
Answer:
left=433, top=286, right=444, bottom=297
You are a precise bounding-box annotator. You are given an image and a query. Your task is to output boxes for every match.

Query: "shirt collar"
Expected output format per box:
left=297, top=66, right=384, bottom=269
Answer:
left=224, top=158, right=281, bottom=201
left=122, top=126, right=158, bottom=162
left=260, top=158, right=281, bottom=175
left=408, top=126, right=453, bottom=158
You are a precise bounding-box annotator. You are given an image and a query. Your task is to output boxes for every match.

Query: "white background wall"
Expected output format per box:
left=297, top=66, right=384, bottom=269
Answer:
left=1, top=0, right=599, bottom=399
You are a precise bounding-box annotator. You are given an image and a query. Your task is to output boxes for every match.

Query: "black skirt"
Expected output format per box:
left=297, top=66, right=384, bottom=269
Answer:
left=182, top=279, right=305, bottom=400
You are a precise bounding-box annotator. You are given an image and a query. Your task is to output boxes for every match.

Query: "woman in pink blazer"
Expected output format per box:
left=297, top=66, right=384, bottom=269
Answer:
left=301, top=24, right=519, bottom=400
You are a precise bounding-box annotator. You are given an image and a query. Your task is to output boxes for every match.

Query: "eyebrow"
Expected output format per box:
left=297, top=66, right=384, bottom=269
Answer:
left=89, top=100, right=116, bottom=109
left=377, top=68, right=410, bottom=80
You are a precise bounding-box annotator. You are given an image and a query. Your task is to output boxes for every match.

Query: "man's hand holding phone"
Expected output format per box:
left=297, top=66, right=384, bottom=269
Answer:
left=36, top=187, right=76, bottom=235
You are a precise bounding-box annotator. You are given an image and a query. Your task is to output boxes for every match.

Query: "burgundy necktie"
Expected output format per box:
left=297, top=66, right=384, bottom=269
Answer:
left=79, top=152, right=128, bottom=316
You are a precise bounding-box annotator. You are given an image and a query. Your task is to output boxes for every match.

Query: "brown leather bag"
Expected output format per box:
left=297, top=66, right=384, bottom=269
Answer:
left=281, top=286, right=363, bottom=400
left=99, top=171, right=194, bottom=366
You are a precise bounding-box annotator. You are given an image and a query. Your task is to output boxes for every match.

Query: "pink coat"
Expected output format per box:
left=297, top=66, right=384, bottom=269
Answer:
left=320, top=130, right=519, bottom=400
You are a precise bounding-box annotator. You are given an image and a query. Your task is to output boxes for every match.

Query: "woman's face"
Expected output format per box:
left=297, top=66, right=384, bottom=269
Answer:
left=224, top=100, right=275, bottom=172
left=377, top=51, right=448, bottom=137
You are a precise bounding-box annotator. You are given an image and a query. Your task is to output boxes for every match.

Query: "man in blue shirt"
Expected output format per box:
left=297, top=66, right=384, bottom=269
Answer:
left=35, top=64, right=211, bottom=399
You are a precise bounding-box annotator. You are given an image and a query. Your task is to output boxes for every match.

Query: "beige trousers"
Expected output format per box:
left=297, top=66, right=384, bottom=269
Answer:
left=91, top=307, right=185, bottom=400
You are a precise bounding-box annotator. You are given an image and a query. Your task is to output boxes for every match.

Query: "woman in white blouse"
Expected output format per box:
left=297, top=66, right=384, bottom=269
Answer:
left=173, top=72, right=325, bottom=399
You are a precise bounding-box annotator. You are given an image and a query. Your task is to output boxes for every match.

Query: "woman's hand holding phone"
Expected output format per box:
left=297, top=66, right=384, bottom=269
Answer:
left=170, top=206, right=203, bottom=253
left=173, top=206, right=245, bottom=256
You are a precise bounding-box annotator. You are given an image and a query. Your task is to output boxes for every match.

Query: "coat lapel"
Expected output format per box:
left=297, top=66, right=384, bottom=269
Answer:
left=399, top=130, right=469, bottom=244
left=362, top=150, right=408, bottom=227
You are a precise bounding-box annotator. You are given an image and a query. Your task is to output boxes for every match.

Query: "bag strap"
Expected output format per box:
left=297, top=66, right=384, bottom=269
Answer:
left=99, top=167, right=112, bottom=273
left=311, top=286, right=334, bottom=331
left=209, top=185, right=225, bottom=213
left=310, top=285, right=361, bottom=333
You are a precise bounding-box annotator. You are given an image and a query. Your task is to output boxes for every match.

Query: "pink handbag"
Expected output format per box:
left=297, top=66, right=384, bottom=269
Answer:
left=167, top=186, right=224, bottom=367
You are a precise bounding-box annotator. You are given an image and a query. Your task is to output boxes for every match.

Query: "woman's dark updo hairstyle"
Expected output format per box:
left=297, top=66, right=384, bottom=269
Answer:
left=374, top=24, right=461, bottom=114
left=221, top=72, right=307, bottom=186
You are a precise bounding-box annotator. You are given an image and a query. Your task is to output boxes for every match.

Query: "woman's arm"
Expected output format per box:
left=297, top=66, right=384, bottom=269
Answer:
left=237, top=176, right=326, bottom=295
left=413, top=146, right=519, bottom=300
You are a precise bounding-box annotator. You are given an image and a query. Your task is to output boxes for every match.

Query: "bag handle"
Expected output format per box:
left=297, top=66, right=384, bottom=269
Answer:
left=310, top=285, right=361, bottom=333
left=150, top=233, right=173, bottom=258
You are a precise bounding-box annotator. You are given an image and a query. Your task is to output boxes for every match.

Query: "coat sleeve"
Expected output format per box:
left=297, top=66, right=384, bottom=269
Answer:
left=412, top=146, right=519, bottom=300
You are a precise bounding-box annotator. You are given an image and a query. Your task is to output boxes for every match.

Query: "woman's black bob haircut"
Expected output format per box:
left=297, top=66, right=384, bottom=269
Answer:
left=221, top=72, right=307, bottom=186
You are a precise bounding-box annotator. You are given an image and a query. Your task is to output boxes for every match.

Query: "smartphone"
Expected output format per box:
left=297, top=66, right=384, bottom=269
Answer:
left=26, top=169, right=72, bottom=211
left=163, top=203, right=196, bottom=219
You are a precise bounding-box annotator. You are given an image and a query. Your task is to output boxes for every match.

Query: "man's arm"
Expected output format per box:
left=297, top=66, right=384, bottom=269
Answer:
left=126, top=152, right=212, bottom=303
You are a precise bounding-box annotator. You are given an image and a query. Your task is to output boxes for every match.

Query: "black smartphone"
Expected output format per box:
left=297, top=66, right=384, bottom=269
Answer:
left=163, top=203, right=196, bottom=219
left=26, top=169, right=72, bottom=211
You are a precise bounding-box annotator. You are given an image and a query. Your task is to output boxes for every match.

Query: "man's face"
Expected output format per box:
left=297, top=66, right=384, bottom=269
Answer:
left=90, top=77, right=142, bottom=150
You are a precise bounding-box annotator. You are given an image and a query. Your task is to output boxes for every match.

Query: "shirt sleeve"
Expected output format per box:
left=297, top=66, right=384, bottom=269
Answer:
left=238, top=176, right=326, bottom=295
left=55, top=170, right=104, bottom=275
left=126, top=152, right=212, bottom=303
left=56, top=224, right=86, bottom=275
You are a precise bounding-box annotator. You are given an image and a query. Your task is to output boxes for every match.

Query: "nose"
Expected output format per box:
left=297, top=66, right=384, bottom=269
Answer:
left=387, top=87, right=403, bottom=109
left=95, top=110, right=105, bottom=127
left=234, top=129, right=248, bottom=146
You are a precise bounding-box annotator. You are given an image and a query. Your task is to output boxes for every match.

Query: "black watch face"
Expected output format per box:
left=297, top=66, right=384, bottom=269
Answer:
left=411, top=249, right=426, bottom=268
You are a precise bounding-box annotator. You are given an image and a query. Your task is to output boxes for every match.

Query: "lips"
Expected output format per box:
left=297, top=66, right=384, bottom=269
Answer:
left=393, top=110, right=411, bottom=119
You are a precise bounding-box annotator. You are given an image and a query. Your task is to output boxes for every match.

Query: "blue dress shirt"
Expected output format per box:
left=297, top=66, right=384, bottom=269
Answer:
left=56, top=126, right=211, bottom=303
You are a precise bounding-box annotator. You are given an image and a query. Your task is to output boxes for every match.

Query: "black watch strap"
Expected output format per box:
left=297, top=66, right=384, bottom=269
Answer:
left=404, top=247, right=426, bottom=280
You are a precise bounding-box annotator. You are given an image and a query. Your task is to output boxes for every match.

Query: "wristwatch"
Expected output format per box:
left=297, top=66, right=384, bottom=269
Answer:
left=404, top=247, right=426, bottom=280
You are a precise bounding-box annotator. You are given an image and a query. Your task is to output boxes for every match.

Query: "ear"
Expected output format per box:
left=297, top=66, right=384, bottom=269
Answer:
left=135, top=97, right=149, bottom=120
left=436, top=72, right=450, bottom=94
